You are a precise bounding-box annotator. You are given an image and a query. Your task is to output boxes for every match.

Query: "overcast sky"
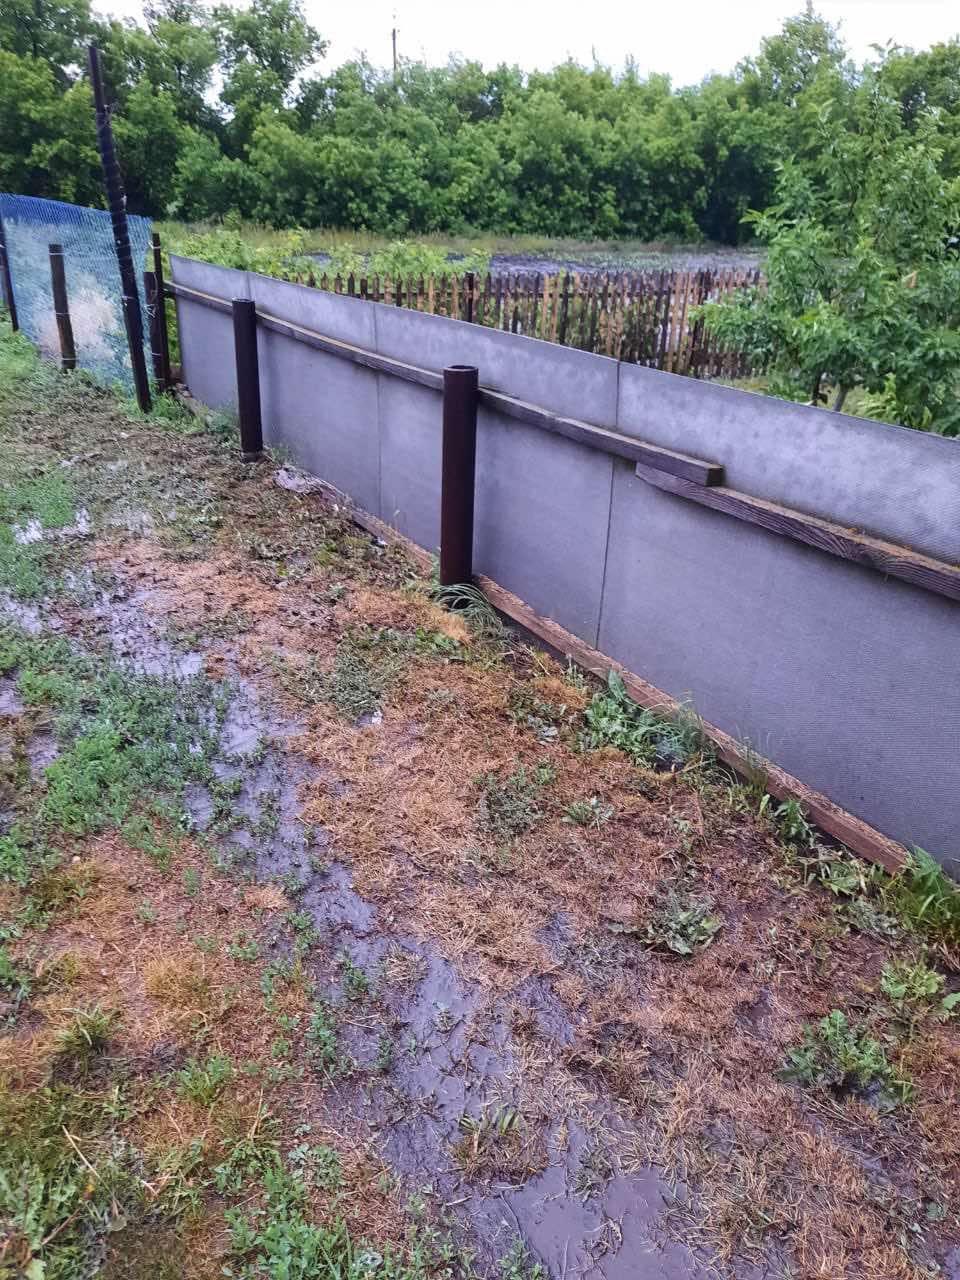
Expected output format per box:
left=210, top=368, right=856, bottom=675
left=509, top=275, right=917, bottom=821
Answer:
left=98, top=0, right=960, bottom=85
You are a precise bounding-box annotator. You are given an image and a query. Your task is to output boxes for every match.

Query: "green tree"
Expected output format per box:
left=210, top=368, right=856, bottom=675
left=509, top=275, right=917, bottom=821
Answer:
left=112, top=78, right=192, bottom=214
left=0, top=0, right=94, bottom=75
left=170, top=132, right=263, bottom=219
left=701, top=90, right=960, bottom=433
left=143, top=0, right=219, bottom=124
left=215, top=0, right=325, bottom=150
left=0, top=51, right=100, bottom=202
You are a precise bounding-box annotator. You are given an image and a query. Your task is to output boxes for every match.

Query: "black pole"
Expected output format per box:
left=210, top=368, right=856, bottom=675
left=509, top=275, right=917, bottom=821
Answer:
left=144, top=270, right=165, bottom=389
left=151, top=233, right=172, bottom=389
left=0, top=215, right=18, bottom=332
left=49, top=244, right=77, bottom=371
left=439, top=364, right=478, bottom=587
left=87, top=42, right=151, bottom=413
left=232, top=298, right=264, bottom=462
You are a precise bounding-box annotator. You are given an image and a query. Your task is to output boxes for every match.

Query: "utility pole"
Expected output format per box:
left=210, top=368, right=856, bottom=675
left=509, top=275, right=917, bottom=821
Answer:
left=391, top=13, right=398, bottom=81
left=87, top=42, right=151, bottom=413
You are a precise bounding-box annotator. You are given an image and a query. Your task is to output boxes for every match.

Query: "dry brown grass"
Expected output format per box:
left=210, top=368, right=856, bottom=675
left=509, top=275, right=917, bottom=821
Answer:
left=346, top=585, right=473, bottom=645
left=0, top=820, right=433, bottom=1273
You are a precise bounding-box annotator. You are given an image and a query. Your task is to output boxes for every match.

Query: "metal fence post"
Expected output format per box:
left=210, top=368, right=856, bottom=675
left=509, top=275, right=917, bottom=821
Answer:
left=232, top=298, right=264, bottom=462
left=151, top=233, right=172, bottom=389
left=88, top=42, right=151, bottom=414
left=48, top=244, right=77, bottom=371
left=0, top=215, right=18, bottom=332
left=143, top=270, right=164, bottom=389
left=439, top=364, right=478, bottom=586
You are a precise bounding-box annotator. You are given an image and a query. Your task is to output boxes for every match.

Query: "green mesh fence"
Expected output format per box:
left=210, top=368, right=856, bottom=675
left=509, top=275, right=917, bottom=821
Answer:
left=0, top=193, right=152, bottom=390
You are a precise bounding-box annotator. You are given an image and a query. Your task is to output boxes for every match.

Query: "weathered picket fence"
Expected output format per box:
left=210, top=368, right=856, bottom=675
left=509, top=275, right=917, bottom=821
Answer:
left=286, top=267, right=765, bottom=377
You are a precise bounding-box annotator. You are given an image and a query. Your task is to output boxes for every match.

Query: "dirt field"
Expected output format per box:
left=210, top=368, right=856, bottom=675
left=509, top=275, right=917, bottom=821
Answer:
left=1, top=321, right=959, bottom=1280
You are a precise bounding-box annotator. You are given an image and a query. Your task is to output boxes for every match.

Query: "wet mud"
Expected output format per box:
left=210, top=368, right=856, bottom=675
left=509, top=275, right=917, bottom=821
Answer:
left=0, top=551, right=936, bottom=1280
left=2, top=560, right=716, bottom=1280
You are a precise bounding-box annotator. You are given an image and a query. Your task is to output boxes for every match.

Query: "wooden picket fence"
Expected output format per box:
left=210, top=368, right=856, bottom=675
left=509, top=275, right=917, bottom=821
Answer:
left=289, top=266, right=765, bottom=378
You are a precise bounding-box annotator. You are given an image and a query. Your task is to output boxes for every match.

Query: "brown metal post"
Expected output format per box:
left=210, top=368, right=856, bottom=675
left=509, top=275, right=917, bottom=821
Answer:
left=151, top=233, right=172, bottom=389
left=48, top=244, right=77, bottom=371
left=232, top=298, right=264, bottom=462
left=88, top=43, right=151, bottom=413
left=0, top=215, right=18, bottom=332
left=143, top=270, right=166, bottom=389
left=439, top=364, right=478, bottom=587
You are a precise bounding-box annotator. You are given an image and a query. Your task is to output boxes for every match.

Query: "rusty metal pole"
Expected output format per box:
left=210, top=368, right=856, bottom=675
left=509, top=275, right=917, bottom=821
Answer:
left=232, top=298, right=264, bottom=462
left=143, top=270, right=166, bottom=389
left=48, top=244, right=77, bottom=371
left=0, top=215, right=18, bottom=332
left=439, top=364, right=478, bottom=587
left=151, top=233, right=172, bottom=389
left=88, top=42, right=151, bottom=413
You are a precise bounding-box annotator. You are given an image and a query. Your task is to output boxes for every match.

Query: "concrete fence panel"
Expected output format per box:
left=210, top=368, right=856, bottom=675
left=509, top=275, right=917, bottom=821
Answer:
left=169, top=258, right=960, bottom=865
left=598, top=460, right=960, bottom=853
left=170, top=256, right=245, bottom=411
left=246, top=274, right=381, bottom=514
left=617, top=363, right=960, bottom=563
left=377, top=375, right=441, bottom=549
left=474, top=410, right=613, bottom=641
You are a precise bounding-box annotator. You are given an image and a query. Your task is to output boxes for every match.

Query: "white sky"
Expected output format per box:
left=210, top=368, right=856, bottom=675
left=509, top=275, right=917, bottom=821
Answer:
left=96, top=0, right=960, bottom=85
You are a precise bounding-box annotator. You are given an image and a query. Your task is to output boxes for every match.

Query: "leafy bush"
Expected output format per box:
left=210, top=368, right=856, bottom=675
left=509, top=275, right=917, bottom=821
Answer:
left=176, top=227, right=316, bottom=283
left=782, top=1009, right=911, bottom=1103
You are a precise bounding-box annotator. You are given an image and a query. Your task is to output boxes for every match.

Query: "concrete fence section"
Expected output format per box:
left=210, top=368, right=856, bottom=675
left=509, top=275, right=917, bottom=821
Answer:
left=170, top=254, right=960, bottom=865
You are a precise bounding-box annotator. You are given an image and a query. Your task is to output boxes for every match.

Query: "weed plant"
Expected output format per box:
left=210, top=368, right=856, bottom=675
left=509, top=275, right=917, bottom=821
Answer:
left=580, top=672, right=706, bottom=770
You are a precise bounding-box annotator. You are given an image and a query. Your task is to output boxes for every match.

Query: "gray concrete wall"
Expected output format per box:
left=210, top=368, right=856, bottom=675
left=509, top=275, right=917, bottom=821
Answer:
left=171, top=257, right=960, bottom=865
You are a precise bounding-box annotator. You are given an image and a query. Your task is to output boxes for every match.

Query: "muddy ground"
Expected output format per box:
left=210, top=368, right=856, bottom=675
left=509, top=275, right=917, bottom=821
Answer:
left=0, top=323, right=959, bottom=1280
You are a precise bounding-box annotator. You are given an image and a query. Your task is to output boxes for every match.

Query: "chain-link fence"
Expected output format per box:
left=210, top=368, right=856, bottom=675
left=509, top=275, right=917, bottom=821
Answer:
left=0, top=193, right=152, bottom=390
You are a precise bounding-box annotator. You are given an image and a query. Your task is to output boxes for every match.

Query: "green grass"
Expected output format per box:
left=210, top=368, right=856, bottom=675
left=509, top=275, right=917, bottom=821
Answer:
left=0, top=468, right=77, bottom=600
left=157, top=218, right=749, bottom=271
left=880, top=847, right=960, bottom=954
left=338, top=953, right=370, bottom=1002
left=176, top=1054, right=234, bottom=1105
left=0, top=940, right=32, bottom=1023
left=52, top=1005, right=117, bottom=1079
left=305, top=1003, right=341, bottom=1077
left=222, top=1156, right=403, bottom=1280
left=562, top=796, right=614, bottom=830
left=0, top=624, right=234, bottom=855
left=282, top=623, right=465, bottom=720
left=880, top=958, right=959, bottom=1028
left=0, top=1083, right=154, bottom=1280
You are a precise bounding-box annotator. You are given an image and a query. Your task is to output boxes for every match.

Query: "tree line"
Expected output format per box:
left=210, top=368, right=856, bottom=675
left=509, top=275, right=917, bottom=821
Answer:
left=1, top=1, right=959, bottom=242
